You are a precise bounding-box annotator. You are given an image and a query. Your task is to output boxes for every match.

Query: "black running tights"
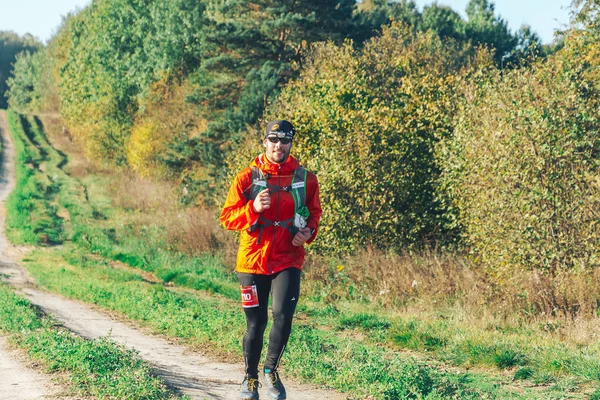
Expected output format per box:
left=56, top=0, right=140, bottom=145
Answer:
left=238, top=268, right=301, bottom=378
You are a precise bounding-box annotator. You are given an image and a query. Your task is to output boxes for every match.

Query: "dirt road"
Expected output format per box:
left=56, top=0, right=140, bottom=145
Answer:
left=0, top=336, right=62, bottom=400
left=0, top=111, right=346, bottom=399
left=0, top=111, right=63, bottom=400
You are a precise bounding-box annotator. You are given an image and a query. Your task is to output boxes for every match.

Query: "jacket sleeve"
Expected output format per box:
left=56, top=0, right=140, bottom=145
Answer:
left=305, top=172, right=322, bottom=245
left=220, top=169, right=260, bottom=231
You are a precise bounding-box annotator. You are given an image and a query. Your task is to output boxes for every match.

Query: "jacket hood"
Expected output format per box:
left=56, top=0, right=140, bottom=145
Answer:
left=251, top=153, right=300, bottom=175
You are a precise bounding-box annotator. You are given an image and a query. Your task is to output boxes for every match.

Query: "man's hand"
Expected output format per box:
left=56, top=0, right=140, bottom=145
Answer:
left=253, top=188, right=271, bottom=212
left=292, top=227, right=312, bottom=247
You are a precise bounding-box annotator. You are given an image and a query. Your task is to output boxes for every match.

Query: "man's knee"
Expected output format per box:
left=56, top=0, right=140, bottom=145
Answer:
left=272, top=309, right=294, bottom=328
left=246, top=316, right=269, bottom=337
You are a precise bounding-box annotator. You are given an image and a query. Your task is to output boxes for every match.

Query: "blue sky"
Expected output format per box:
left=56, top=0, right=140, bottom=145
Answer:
left=0, top=0, right=91, bottom=43
left=0, top=0, right=572, bottom=45
left=413, top=0, right=573, bottom=44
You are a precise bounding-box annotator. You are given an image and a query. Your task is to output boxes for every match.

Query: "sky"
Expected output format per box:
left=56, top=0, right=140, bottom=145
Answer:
left=413, top=0, right=573, bottom=44
left=0, top=0, right=572, bottom=45
left=0, top=0, right=92, bottom=44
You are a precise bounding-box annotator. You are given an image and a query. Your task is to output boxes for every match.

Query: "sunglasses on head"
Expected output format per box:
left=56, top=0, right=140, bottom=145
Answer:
left=266, top=136, right=292, bottom=145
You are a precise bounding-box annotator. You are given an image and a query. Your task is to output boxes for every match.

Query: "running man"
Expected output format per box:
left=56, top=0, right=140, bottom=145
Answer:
left=220, top=120, right=322, bottom=399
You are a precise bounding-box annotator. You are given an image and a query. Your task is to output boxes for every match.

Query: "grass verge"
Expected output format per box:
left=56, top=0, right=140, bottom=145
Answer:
left=24, top=245, right=523, bottom=399
left=0, top=282, right=180, bottom=399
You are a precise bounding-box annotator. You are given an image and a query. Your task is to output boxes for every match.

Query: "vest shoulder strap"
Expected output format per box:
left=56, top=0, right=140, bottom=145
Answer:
left=249, top=166, right=267, bottom=200
left=291, top=166, right=307, bottom=209
left=247, top=166, right=306, bottom=203
left=246, top=165, right=308, bottom=244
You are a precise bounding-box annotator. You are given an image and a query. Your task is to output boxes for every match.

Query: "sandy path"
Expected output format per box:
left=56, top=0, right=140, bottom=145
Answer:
left=0, top=337, right=60, bottom=400
left=0, top=111, right=63, bottom=400
left=0, top=111, right=346, bottom=400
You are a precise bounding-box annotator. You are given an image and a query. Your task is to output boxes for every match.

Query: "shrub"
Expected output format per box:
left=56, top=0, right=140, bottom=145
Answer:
left=6, top=51, right=45, bottom=112
left=441, top=34, right=600, bottom=277
left=128, top=76, right=206, bottom=180
left=239, top=23, right=481, bottom=254
left=54, top=0, right=206, bottom=163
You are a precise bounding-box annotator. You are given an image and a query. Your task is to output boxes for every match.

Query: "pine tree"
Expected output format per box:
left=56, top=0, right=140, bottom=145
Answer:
left=465, top=0, right=517, bottom=65
left=180, top=0, right=357, bottom=202
left=196, top=0, right=356, bottom=135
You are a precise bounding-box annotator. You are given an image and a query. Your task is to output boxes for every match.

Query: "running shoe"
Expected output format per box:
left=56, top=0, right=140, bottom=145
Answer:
left=264, top=369, right=286, bottom=399
left=240, top=375, right=260, bottom=399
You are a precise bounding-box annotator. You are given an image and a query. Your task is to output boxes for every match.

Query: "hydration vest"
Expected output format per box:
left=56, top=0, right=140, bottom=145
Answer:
left=244, top=166, right=307, bottom=244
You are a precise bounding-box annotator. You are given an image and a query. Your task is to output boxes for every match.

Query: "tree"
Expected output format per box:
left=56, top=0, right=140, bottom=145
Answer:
left=513, top=25, right=543, bottom=60
left=195, top=0, right=357, bottom=136
left=55, top=0, right=206, bottom=162
left=178, top=0, right=357, bottom=202
left=465, top=0, right=517, bottom=65
left=353, top=0, right=529, bottom=68
left=352, top=0, right=421, bottom=44
left=442, top=38, right=600, bottom=276
left=571, top=0, right=600, bottom=28
left=0, top=31, right=41, bottom=109
left=231, top=23, right=480, bottom=253
left=6, top=51, right=45, bottom=112
left=421, top=3, right=465, bottom=41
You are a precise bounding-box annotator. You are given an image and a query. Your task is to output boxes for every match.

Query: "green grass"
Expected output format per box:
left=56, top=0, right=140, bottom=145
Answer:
left=23, top=245, right=521, bottom=399
left=0, top=283, right=180, bottom=399
left=5, top=109, right=600, bottom=399
left=5, top=111, right=63, bottom=244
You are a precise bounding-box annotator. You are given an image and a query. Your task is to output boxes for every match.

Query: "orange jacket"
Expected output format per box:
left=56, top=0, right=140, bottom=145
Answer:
left=220, top=154, right=322, bottom=275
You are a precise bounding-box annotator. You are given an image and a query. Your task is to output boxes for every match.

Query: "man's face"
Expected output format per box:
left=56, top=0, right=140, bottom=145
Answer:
left=264, top=135, right=292, bottom=164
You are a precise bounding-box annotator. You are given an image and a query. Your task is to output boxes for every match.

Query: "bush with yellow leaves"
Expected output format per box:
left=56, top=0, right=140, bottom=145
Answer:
left=250, top=23, right=480, bottom=254
left=127, top=76, right=206, bottom=180
left=442, top=28, right=600, bottom=277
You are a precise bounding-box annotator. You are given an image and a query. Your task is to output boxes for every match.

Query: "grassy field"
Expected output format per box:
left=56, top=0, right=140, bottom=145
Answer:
left=4, top=109, right=600, bottom=399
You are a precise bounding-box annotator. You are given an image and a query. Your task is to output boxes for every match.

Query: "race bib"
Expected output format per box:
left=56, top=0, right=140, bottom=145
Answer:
left=240, top=285, right=259, bottom=308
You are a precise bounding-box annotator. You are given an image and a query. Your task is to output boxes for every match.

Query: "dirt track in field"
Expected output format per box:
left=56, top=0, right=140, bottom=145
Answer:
left=0, top=110, right=63, bottom=400
left=0, top=111, right=347, bottom=400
